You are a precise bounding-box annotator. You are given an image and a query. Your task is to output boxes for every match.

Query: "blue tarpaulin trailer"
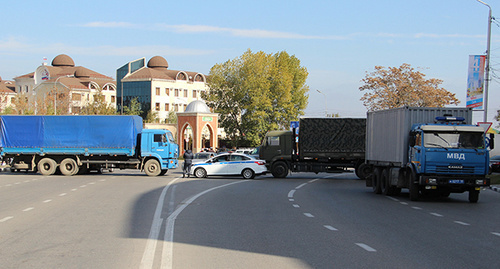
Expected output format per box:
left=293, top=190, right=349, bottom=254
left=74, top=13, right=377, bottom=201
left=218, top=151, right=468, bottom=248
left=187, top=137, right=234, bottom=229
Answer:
left=0, top=115, right=178, bottom=176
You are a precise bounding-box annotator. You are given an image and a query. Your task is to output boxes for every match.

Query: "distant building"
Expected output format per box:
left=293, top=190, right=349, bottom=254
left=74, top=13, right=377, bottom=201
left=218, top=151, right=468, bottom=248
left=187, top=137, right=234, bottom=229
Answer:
left=0, top=76, right=16, bottom=112
left=117, top=56, right=208, bottom=123
left=14, top=54, right=116, bottom=114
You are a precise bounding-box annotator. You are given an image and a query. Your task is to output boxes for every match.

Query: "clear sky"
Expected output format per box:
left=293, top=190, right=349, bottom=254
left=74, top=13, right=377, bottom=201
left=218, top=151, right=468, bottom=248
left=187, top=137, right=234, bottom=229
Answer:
left=1, top=0, right=499, bottom=125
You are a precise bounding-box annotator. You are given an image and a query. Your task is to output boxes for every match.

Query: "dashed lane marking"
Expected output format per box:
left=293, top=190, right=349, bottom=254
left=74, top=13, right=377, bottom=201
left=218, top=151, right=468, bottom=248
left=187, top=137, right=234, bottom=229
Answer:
left=22, top=207, right=34, bottom=212
left=43, top=200, right=52, bottom=203
left=288, top=190, right=296, bottom=198
left=492, top=232, right=500, bottom=237
left=356, top=243, right=377, bottom=252
left=454, top=221, right=470, bottom=226
left=324, top=225, right=338, bottom=231
left=0, top=216, right=13, bottom=223
left=293, top=204, right=300, bottom=208
left=303, top=213, right=314, bottom=218
left=430, top=213, right=443, bottom=217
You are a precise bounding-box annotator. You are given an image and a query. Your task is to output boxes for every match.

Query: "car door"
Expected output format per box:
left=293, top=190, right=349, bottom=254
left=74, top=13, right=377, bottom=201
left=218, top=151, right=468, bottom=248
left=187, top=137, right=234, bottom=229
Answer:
left=206, top=155, right=229, bottom=175
left=227, top=154, right=246, bottom=175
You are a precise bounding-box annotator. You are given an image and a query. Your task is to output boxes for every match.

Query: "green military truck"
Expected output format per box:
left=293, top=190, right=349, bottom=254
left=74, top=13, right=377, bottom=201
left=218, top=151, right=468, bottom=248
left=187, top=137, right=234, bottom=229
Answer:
left=259, top=118, right=367, bottom=178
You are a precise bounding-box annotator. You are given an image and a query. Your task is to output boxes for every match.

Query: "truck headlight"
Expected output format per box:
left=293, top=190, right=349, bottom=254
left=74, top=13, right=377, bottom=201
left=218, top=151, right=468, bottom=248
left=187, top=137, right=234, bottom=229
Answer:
left=426, top=178, right=437, bottom=185
left=476, top=180, right=486, bottom=185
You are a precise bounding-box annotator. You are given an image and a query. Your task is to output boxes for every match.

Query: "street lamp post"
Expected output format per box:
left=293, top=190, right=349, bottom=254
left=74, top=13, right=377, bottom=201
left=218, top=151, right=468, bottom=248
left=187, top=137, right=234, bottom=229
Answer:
left=316, top=90, right=327, bottom=117
left=477, top=0, right=492, bottom=122
left=54, top=75, right=74, bottom=115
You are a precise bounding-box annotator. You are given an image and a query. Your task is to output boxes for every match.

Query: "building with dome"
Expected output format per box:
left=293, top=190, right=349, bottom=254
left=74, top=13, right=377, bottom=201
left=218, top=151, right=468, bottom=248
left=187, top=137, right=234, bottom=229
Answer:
left=177, top=100, right=218, bottom=154
left=14, top=54, right=116, bottom=114
left=0, top=76, right=16, bottom=112
left=116, top=56, right=208, bottom=123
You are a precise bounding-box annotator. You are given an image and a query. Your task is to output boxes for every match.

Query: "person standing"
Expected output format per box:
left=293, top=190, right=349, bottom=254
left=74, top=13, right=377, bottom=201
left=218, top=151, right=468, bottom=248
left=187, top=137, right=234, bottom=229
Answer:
left=183, top=149, right=194, bottom=178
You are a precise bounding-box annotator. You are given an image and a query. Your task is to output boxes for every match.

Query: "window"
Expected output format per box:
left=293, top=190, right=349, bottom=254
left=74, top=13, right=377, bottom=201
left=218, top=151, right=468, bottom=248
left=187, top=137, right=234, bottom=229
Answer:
left=72, top=93, right=81, bottom=101
left=174, top=104, right=179, bottom=111
left=155, top=102, right=160, bottom=111
left=175, top=89, right=179, bottom=97
left=111, top=96, right=116, bottom=102
left=193, top=90, right=197, bottom=98
left=165, top=103, right=169, bottom=111
left=183, top=104, right=187, bottom=111
left=183, top=89, right=188, bottom=97
left=267, top=136, right=280, bottom=146
left=156, top=87, right=160, bottom=96
left=165, top=88, right=170, bottom=96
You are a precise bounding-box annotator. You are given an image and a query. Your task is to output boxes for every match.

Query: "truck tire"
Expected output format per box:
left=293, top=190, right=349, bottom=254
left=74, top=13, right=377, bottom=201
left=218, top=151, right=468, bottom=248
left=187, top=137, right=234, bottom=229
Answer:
left=60, top=158, right=79, bottom=176
left=357, top=163, right=372, bottom=180
left=144, top=159, right=161, bottom=176
left=381, top=168, right=391, bottom=195
left=468, top=190, right=479, bottom=203
left=271, top=162, right=289, bottom=178
left=372, top=167, right=382, bottom=194
left=38, top=158, right=57, bottom=175
left=409, top=172, right=420, bottom=201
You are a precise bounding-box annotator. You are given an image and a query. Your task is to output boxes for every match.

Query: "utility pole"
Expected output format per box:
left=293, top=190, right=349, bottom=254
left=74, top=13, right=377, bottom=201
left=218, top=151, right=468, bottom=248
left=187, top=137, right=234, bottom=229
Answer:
left=477, top=0, right=492, bottom=122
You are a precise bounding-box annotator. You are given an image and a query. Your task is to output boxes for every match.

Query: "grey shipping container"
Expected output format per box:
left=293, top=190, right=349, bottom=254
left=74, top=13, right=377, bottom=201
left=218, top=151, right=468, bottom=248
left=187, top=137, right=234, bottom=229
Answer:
left=366, top=106, right=472, bottom=167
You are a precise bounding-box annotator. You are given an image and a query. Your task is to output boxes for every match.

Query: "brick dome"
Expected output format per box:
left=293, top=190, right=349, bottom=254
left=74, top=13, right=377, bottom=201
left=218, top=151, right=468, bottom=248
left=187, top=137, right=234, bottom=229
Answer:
left=52, top=54, right=75, bottom=67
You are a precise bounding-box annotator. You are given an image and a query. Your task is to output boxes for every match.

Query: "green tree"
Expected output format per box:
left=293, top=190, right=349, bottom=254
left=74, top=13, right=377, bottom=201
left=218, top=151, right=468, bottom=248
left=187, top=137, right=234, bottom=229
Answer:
left=123, top=97, right=142, bottom=116
left=204, top=49, right=309, bottom=146
left=166, top=110, right=177, bottom=124
left=359, top=63, right=459, bottom=111
left=145, top=110, right=159, bottom=123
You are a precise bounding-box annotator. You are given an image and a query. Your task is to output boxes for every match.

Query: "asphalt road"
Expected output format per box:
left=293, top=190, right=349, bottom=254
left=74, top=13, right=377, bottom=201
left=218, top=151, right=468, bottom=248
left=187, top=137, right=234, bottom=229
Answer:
left=1, top=168, right=499, bottom=269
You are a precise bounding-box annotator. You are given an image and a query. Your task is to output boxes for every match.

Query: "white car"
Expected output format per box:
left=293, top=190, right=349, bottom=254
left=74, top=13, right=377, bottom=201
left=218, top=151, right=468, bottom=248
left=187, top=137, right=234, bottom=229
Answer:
left=191, top=153, right=267, bottom=179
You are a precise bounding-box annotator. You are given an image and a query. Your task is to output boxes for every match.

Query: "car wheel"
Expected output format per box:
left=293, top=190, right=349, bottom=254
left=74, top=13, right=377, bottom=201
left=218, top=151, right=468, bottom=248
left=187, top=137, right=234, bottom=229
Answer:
left=242, top=168, right=255, bottom=179
left=194, top=168, right=207, bottom=178
left=37, top=158, right=57, bottom=175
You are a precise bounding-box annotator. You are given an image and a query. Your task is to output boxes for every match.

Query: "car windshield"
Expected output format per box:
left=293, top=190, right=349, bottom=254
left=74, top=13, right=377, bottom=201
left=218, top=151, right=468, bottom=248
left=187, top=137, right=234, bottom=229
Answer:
left=423, top=131, right=484, bottom=149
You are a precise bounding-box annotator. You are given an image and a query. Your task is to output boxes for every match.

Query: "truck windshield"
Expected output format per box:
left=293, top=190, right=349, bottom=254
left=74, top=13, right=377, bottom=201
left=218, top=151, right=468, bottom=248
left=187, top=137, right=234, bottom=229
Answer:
left=165, top=132, right=175, bottom=143
left=423, top=131, right=484, bottom=149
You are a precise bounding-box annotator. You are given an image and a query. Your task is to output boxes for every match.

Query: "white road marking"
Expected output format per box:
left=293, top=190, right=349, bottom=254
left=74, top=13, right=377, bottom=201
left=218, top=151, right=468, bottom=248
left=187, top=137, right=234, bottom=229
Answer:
left=6, top=184, right=12, bottom=186
left=0, top=216, right=13, bottom=223
left=296, top=183, right=307, bottom=189
left=454, top=221, right=470, bottom=226
left=288, top=190, right=296, bottom=198
left=491, top=232, right=500, bottom=237
left=324, top=225, right=338, bottom=231
left=43, top=200, right=52, bottom=203
left=356, top=243, right=376, bottom=252
left=23, top=207, right=34, bottom=212
left=293, top=204, right=300, bottom=208
left=412, top=206, right=422, bottom=210
left=400, top=202, right=408, bottom=205
left=80, top=185, right=87, bottom=188
left=140, top=178, right=180, bottom=269
left=89, top=182, right=95, bottom=185
left=303, top=213, right=314, bottom=218
left=289, top=198, right=294, bottom=202
left=59, top=193, right=67, bottom=197
left=430, top=213, right=443, bottom=217
left=161, top=180, right=247, bottom=269
left=71, top=189, right=77, bottom=191
left=308, top=178, right=320, bottom=183
left=386, top=196, right=399, bottom=202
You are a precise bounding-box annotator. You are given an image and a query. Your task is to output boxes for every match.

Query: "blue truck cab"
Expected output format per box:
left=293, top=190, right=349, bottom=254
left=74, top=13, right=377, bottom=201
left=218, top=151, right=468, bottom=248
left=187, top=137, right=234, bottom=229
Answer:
left=409, top=116, right=490, bottom=200
left=141, top=129, right=179, bottom=171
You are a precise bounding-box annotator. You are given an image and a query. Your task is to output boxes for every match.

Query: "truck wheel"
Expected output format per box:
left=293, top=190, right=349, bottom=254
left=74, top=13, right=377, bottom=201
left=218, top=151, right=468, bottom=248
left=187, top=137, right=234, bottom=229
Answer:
left=271, top=162, right=288, bottom=178
left=468, top=190, right=479, bottom=203
left=409, top=172, right=420, bottom=201
left=356, top=163, right=372, bottom=180
left=60, top=158, right=79, bottom=176
left=144, top=159, right=161, bottom=176
left=38, top=158, right=57, bottom=175
left=372, top=167, right=382, bottom=194
left=242, top=168, right=255, bottom=179
left=381, top=168, right=392, bottom=195
left=194, top=168, right=207, bottom=178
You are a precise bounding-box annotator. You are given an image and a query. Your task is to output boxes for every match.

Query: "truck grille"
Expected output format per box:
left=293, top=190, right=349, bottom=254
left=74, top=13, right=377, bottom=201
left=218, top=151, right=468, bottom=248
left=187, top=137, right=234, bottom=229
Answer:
left=429, top=166, right=476, bottom=174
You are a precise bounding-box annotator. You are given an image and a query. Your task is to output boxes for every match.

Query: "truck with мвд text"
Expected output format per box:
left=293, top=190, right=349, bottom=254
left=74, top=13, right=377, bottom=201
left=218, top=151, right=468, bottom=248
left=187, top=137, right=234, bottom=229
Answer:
left=364, top=107, right=492, bottom=203
left=259, top=117, right=366, bottom=178
left=0, top=115, right=178, bottom=176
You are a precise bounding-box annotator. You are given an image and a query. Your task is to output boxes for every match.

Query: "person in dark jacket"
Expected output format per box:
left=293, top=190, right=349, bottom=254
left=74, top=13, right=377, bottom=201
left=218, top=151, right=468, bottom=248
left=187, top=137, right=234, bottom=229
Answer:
left=183, top=149, right=194, bottom=177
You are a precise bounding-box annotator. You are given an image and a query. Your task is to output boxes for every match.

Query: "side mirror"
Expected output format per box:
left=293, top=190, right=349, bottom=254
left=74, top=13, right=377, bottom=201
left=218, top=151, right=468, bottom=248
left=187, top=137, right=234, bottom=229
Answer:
left=409, top=132, right=416, bottom=147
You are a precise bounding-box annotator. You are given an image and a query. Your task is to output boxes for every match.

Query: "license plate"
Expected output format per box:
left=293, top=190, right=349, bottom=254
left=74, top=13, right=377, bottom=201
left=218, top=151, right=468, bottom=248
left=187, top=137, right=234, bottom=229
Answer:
left=449, top=179, right=464, bottom=184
